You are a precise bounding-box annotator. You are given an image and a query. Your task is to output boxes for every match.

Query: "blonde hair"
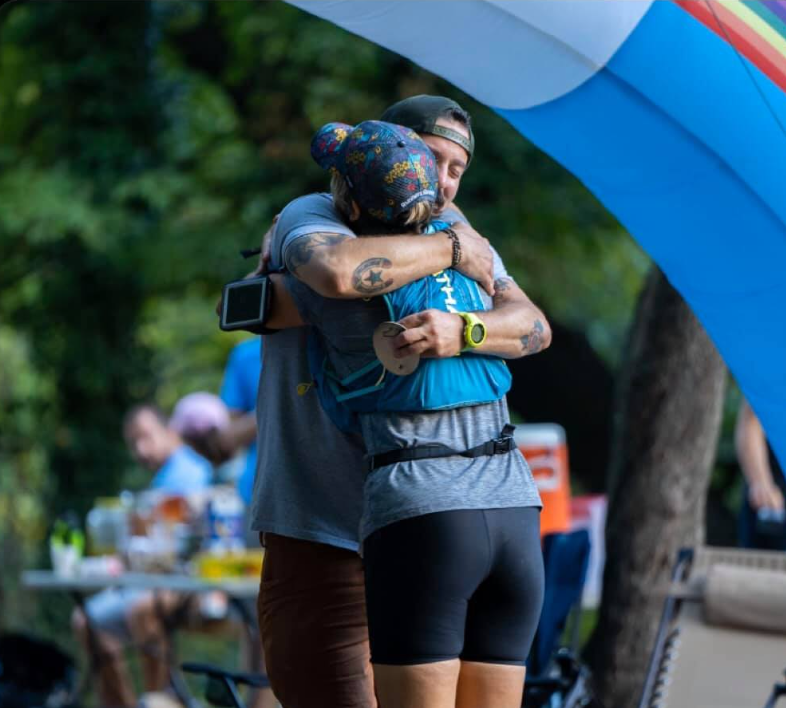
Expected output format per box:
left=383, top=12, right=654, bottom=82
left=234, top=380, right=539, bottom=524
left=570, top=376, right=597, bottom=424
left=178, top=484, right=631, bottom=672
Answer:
left=402, top=201, right=433, bottom=230
left=330, top=172, right=434, bottom=234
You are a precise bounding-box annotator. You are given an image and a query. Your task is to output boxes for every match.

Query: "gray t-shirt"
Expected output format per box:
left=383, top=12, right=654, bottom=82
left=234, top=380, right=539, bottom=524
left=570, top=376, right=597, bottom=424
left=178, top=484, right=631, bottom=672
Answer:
left=282, top=197, right=541, bottom=541
left=250, top=194, right=365, bottom=551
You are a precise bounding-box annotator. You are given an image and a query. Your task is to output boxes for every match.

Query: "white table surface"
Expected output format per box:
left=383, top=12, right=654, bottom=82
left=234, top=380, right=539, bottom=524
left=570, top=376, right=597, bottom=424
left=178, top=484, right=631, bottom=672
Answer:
left=22, top=569, right=260, bottom=600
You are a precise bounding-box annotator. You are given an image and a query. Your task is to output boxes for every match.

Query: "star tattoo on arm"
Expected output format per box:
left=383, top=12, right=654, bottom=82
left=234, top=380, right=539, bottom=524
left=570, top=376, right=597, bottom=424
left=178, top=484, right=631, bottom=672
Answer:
left=352, top=257, right=394, bottom=295
left=284, top=232, right=350, bottom=274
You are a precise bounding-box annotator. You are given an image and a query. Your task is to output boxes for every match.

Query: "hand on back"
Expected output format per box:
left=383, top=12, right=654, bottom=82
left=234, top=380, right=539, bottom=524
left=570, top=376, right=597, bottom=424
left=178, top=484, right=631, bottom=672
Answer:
left=393, top=309, right=464, bottom=359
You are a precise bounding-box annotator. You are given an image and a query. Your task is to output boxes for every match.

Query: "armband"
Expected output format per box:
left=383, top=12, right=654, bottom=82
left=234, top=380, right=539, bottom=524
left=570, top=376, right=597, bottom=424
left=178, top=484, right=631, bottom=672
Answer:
left=219, top=275, right=275, bottom=335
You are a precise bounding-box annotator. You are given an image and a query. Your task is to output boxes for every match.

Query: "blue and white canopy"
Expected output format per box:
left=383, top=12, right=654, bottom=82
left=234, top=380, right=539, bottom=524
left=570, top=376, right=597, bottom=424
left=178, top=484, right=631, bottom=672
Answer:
left=289, top=0, right=786, bottom=470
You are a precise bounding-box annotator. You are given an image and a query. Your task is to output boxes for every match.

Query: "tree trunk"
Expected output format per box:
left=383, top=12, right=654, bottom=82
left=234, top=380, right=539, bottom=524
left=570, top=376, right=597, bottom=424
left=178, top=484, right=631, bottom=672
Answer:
left=585, top=266, right=726, bottom=708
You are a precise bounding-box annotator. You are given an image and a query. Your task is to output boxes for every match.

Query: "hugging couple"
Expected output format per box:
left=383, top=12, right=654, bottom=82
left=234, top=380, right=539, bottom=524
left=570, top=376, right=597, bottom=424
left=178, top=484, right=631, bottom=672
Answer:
left=253, top=94, right=550, bottom=708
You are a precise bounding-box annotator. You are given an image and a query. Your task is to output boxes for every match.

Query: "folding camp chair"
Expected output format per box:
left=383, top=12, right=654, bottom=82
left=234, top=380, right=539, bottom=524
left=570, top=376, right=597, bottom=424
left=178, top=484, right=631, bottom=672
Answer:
left=530, top=529, right=592, bottom=676
left=182, top=662, right=271, bottom=708
left=640, top=546, right=786, bottom=708
left=524, top=529, right=604, bottom=708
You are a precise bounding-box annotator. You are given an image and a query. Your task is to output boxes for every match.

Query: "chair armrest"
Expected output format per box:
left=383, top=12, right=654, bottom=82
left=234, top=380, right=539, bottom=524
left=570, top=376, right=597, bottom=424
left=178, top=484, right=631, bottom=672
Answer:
left=181, top=661, right=270, bottom=689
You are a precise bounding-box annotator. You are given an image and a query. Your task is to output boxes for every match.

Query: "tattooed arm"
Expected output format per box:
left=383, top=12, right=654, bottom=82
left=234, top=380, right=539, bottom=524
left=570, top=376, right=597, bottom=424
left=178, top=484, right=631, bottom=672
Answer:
left=283, top=223, right=495, bottom=299
left=394, top=276, right=551, bottom=360
left=488, top=276, right=551, bottom=357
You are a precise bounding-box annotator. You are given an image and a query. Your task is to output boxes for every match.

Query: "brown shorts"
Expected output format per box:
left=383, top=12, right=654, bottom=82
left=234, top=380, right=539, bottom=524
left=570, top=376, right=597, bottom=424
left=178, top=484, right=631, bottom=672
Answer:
left=258, top=534, right=376, bottom=708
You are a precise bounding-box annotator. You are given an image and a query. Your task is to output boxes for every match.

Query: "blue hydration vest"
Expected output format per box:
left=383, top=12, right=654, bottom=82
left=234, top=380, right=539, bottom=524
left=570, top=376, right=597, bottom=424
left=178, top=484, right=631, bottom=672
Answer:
left=308, top=222, right=512, bottom=432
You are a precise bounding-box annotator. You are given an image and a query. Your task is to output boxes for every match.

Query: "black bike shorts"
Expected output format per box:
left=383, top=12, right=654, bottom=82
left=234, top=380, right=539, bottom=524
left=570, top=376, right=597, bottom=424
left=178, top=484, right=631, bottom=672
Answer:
left=363, top=507, right=544, bottom=666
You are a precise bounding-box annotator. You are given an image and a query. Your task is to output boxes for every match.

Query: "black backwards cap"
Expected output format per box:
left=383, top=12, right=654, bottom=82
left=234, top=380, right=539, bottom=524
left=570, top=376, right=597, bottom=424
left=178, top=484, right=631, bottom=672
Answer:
left=381, top=95, right=474, bottom=164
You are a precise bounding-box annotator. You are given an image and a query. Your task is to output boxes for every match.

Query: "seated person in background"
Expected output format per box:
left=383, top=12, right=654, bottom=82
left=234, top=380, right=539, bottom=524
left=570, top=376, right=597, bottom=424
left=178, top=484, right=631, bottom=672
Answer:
left=72, top=404, right=213, bottom=708
left=736, top=397, right=786, bottom=550
left=138, top=403, right=214, bottom=494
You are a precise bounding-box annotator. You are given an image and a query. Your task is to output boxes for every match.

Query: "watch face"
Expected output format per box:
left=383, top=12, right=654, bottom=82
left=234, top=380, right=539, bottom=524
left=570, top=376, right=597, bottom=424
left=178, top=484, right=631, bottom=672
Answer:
left=471, top=323, right=484, bottom=344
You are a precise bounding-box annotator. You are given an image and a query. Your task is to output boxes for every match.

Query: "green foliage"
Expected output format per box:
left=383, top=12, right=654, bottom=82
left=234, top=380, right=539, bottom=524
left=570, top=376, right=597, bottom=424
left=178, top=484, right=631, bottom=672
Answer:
left=0, top=0, right=162, bottom=630
left=0, top=327, right=52, bottom=540
left=137, top=291, right=246, bottom=412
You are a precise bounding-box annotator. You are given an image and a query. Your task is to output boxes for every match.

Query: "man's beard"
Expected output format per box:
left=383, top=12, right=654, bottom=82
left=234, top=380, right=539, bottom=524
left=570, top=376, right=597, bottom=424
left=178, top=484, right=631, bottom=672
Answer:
left=434, top=190, right=446, bottom=213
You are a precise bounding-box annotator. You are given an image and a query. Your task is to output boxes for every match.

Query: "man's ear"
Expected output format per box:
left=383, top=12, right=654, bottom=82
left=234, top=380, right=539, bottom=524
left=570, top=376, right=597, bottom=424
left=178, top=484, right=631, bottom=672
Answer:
left=349, top=200, right=361, bottom=222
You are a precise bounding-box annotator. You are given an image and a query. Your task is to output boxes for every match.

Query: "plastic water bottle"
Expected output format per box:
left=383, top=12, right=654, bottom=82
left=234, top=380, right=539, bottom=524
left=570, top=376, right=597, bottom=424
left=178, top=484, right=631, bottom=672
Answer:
left=204, top=486, right=246, bottom=552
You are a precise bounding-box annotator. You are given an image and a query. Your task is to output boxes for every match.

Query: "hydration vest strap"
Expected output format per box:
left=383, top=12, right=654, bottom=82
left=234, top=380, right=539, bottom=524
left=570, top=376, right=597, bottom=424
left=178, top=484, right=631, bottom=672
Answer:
left=366, top=424, right=516, bottom=472
left=339, top=359, right=383, bottom=386
left=382, top=294, right=395, bottom=320
left=336, top=381, right=386, bottom=402
left=327, top=295, right=394, bottom=390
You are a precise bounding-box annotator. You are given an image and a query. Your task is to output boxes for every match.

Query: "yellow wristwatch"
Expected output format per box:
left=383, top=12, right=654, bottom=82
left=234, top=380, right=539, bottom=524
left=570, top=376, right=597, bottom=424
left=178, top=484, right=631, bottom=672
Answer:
left=458, top=312, right=487, bottom=350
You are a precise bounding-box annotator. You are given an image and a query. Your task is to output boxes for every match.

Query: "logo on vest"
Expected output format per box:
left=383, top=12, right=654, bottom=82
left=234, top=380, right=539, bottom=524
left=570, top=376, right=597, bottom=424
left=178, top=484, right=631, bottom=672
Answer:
left=433, top=271, right=458, bottom=313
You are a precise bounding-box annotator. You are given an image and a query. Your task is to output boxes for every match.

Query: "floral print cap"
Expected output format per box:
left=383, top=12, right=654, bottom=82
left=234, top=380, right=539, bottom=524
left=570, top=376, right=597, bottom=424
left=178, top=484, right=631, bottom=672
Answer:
left=311, top=120, right=438, bottom=224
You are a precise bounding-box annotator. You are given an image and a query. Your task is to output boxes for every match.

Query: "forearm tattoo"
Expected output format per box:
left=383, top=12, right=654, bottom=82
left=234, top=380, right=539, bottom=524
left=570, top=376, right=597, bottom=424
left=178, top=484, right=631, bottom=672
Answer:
left=285, top=232, right=350, bottom=273
left=352, top=257, right=394, bottom=295
left=521, top=320, right=546, bottom=355
left=492, top=277, right=513, bottom=306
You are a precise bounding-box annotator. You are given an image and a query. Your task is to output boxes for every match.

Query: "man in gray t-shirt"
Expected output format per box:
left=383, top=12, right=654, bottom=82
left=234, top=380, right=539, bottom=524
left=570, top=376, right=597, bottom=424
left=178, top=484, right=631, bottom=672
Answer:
left=252, top=96, right=551, bottom=708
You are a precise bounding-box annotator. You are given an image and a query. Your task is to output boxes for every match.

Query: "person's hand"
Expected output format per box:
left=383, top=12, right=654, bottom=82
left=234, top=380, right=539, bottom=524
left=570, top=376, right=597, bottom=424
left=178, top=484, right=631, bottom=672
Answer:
left=215, top=214, right=280, bottom=317
left=393, top=309, right=464, bottom=359
left=184, top=429, right=232, bottom=466
left=748, top=480, right=785, bottom=511
left=451, top=222, right=495, bottom=297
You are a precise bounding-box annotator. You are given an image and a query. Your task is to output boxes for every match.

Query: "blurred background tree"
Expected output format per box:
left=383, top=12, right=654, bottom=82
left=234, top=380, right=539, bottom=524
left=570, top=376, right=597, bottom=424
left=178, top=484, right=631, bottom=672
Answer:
left=0, top=0, right=741, bottom=667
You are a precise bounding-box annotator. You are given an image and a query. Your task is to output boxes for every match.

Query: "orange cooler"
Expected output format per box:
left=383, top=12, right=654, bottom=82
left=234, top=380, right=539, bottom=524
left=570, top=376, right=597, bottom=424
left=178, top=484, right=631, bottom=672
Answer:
left=514, top=423, right=571, bottom=537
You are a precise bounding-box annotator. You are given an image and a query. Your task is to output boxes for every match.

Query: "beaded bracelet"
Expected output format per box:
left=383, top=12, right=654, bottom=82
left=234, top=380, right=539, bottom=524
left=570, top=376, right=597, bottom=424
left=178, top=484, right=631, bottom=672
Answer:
left=443, top=227, right=462, bottom=268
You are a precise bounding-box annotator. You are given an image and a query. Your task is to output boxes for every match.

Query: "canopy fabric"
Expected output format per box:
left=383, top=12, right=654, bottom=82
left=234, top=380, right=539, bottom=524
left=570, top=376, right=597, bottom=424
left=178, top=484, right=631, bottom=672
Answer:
left=290, top=0, right=653, bottom=110
left=288, top=0, right=786, bottom=471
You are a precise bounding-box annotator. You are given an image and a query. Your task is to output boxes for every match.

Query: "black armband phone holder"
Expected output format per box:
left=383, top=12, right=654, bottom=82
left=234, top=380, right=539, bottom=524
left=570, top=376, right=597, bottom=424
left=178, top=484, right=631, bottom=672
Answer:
left=219, top=275, right=275, bottom=335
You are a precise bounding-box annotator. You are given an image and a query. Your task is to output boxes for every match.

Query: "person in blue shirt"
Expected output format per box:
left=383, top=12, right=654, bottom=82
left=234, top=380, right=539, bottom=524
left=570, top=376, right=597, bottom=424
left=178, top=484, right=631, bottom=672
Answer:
left=219, top=339, right=262, bottom=505
left=71, top=404, right=213, bottom=707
